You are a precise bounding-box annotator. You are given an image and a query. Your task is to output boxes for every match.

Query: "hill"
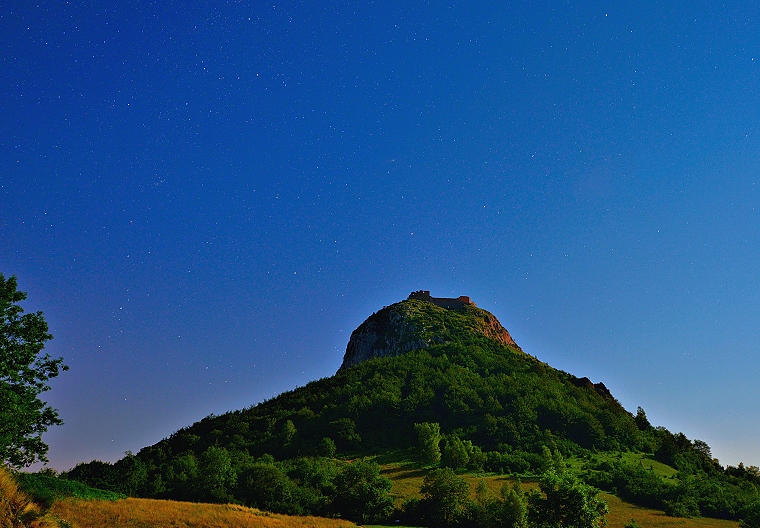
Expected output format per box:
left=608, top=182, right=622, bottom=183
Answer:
left=115, top=295, right=640, bottom=463
left=65, top=294, right=760, bottom=525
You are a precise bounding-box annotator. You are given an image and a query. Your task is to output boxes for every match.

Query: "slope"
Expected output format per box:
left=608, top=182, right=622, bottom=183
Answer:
left=69, top=298, right=645, bottom=499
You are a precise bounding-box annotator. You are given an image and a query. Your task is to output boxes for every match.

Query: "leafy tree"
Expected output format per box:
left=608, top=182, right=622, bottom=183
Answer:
left=693, top=439, right=712, bottom=459
left=169, top=452, right=200, bottom=499
left=414, top=422, right=442, bottom=466
left=470, top=479, right=528, bottom=528
left=330, top=417, right=361, bottom=449
left=500, top=480, right=528, bottom=528
left=634, top=407, right=651, bottom=430
left=741, top=500, right=760, bottom=528
left=442, top=434, right=470, bottom=469
left=114, top=452, right=148, bottom=496
left=0, top=274, right=68, bottom=467
left=331, top=459, right=393, bottom=523
left=419, top=467, right=472, bottom=527
left=66, top=460, right=121, bottom=492
left=236, top=462, right=296, bottom=513
left=281, top=420, right=297, bottom=445
left=317, top=437, right=337, bottom=457
left=198, top=446, right=236, bottom=502
left=470, top=479, right=500, bottom=528
left=528, top=470, right=608, bottom=528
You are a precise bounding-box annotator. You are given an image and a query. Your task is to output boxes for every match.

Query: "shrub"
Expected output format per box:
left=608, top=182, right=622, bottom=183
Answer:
left=0, top=466, right=57, bottom=528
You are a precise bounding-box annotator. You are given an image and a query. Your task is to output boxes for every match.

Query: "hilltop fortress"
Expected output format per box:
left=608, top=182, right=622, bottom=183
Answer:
left=338, top=290, right=515, bottom=371
left=408, top=290, right=475, bottom=310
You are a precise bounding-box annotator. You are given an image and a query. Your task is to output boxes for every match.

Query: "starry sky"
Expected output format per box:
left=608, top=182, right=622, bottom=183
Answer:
left=2, top=1, right=760, bottom=471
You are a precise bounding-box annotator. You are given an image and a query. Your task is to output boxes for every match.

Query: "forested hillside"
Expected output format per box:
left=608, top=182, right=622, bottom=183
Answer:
left=65, top=300, right=760, bottom=525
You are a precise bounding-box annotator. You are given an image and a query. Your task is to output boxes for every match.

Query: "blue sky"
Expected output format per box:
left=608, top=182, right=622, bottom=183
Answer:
left=2, top=1, right=760, bottom=470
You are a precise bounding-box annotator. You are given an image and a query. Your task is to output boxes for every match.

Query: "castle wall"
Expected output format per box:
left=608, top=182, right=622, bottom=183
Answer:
left=408, top=290, right=474, bottom=309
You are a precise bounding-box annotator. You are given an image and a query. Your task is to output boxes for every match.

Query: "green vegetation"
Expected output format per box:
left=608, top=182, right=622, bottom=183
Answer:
left=0, top=273, right=68, bottom=468
left=63, top=299, right=760, bottom=526
left=527, top=470, right=607, bottom=528
left=415, top=422, right=442, bottom=466
left=16, top=469, right=124, bottom=507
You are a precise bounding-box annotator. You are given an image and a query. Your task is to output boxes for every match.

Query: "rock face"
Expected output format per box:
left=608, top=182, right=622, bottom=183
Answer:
left=338, top=294, right=518, bottom=371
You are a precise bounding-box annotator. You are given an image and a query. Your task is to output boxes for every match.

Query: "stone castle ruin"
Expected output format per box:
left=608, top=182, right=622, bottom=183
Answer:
left=408, top=290, right=475, bottom=310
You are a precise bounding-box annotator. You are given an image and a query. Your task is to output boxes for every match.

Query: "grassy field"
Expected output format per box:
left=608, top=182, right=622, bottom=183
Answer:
left=49, top=497, right=358, bottom=528
left=567, top=451, right=680, bottom=479
left=602, top=493, right=739, bottom=528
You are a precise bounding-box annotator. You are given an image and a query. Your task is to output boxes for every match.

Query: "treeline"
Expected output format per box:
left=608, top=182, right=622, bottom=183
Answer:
left=62, top=448, right=610, bottom=528
left=579, top=421, right=760, bottom=523
left=67, top=453, right=393, bottom=523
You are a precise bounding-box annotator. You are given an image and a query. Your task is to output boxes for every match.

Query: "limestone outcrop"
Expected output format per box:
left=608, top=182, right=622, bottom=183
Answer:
left=338, top=293, right=517, bottom=371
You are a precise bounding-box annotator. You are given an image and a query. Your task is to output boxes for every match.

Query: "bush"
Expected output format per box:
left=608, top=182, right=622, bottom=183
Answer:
left=0, top=466, right=58, bottom=528
left=741, top=500, right=760, bottom=528
left=16, top=471, right=124, bottom=507
left=663, top=496, right=700, bottom=518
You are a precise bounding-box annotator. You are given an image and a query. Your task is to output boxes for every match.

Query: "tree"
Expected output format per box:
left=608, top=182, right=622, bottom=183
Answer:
left=419, top=467, right=472, bottom=527
left=693, top=439, right=712, bottom=459
left=741, top=500, right=760, bottom=528
left=442, top=434, right=470, bottom=469
left=500, top=481, right=528, bottom=528
left=528, top=470, right=608, bottom=528
left=236, top=462, right=296, bottom=513
left=317, top=437, right=337, bottom=457
left=0, top=274, right=68, bottom=467
left=414, top=422, right=441, bottom=466
left=281, top=419, right=297, bottom=445
left=634, top=407, right=651, bottom=430
left=198, top=446, right=237, bottom=502
left=331, top=459, right=394, bottom=523
left=114, top=451, right=148, bottom=496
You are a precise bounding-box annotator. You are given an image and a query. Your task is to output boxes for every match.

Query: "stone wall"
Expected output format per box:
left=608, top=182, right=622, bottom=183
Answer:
left=408, top=290, right=475, bottom=309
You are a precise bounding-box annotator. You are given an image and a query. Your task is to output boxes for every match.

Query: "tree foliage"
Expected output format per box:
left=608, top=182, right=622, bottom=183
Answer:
left=528, top=471, right=608, bottom=528
left=419, top=467, right=472, bottom=527
left=331, top=459, right=393, bottom=523
left=0, top=274, right=67, bottom=467
left=414, top=422, right=442, bottom=466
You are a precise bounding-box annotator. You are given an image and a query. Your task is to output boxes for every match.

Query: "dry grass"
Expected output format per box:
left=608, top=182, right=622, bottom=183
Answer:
left=380, top=463, right=426, bottom=504
left=602, top=493, right=739, bottom=528
left=380, top=463, right=538, bottom=507
left=49, top=497, right=358, bottom=528
left=0, top=466, right=58, bottom=528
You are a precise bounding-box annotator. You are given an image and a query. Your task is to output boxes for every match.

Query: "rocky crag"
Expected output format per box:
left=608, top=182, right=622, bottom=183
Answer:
left=338, top=292, right=518, bottom=371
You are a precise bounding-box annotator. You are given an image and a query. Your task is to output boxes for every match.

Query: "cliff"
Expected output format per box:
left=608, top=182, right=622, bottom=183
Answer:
left=338, top=294, right=517, bottom=371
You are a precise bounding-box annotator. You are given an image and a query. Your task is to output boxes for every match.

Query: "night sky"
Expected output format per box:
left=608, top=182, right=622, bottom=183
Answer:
left=3, top=2, right=760, bottom=471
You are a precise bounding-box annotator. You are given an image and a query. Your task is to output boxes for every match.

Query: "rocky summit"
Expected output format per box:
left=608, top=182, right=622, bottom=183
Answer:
left=338, top=291, right=517, bottom=371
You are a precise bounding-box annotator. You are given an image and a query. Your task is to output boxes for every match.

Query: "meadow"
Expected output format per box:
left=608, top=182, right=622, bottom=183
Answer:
left=48, top=498, right=357, bottom=528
